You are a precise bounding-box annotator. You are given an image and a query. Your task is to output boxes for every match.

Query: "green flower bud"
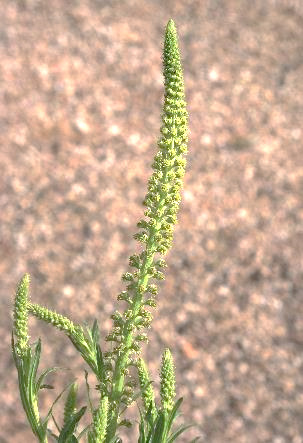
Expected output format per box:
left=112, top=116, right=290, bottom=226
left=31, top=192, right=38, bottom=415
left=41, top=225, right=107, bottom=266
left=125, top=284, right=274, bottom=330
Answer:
left=135, top=333, right=148, bottom=342
left=121, top=272, right=135, bottom=282
left=129, top=254, right=141, bottom=269
left=105, top=333, right=120, bottom=343
left=117, top=291, right=131, bottom=303
left=144, top=298, right=157, bottom=308
left=146, top=284, right=158, bottom=295
left=133, top=232, right=149, bottom=244
left=152, top=270, right=165, bottom=280
left=111, top=311, right=124, bottom=327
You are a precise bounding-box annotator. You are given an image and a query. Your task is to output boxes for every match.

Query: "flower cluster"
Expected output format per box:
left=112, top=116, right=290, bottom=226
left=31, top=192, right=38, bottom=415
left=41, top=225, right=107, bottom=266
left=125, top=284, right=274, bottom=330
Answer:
left=140, top=18, right=188, bottom=256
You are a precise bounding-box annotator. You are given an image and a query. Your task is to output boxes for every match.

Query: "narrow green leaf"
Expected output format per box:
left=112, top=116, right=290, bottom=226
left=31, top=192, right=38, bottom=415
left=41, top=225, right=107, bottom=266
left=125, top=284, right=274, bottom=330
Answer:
left=51, top=410, right=61, bottom=433
left=28, top=339, right=42, bottom=394
left=76, top=424, right=92, bottom=440
left=36, top=366, right=61, bottom=393
left=42, top=381, right=76, bottom=429
left=167, top=424, right=195, bottom=442
left=63, top=382, right=78, bottom=428
left=92, top=319, right=100, bottom=344
left=96, top=344, right=107, bottom=386
left=166, top=397, right=183, bottom=432
left=152, top=412, right=166, bottom=443
left=58, top=406, right=86, bottom=443
left=84, top=370, right=94, bottom=414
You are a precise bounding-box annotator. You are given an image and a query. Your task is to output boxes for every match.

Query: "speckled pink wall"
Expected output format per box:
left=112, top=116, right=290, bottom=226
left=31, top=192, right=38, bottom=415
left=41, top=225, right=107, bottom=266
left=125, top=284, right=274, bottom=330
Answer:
left=1, top=1, right=303, bottom=441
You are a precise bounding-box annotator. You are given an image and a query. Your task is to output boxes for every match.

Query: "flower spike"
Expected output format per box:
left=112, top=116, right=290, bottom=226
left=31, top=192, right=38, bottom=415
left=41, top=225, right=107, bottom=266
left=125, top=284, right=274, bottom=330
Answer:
left=28, top=303, right=80, bottom=337
left=13, top=273, right=30, bottom=357
left=137, top=358, right=157, bottom=420
left=160, top=348, right=176, bottom=413
left=91, top=396, right=109, bottom=443
left=106, top=19, right=188, bottom=440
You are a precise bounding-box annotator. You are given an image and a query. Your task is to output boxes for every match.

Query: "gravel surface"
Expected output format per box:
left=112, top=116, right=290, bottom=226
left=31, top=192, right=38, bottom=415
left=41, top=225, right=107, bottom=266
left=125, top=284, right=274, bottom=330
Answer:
left=1, top=1, right=303, bottom=442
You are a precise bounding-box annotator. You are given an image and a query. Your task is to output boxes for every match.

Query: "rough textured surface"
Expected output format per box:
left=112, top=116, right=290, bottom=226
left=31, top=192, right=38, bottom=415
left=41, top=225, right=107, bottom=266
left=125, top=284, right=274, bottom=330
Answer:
left=1, top=1, right=303, bottom=442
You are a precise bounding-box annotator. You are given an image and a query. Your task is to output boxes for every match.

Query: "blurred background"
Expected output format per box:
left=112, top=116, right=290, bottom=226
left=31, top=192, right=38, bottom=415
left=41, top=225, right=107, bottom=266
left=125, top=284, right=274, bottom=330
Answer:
left=1, top=0, right=303, bottom=441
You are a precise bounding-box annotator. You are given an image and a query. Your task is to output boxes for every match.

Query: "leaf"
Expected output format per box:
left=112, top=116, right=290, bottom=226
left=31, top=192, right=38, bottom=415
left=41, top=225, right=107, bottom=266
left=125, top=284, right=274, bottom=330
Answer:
left=152, top=412, right=166, bottom=443
left=145, top=401, right=157, bottom=428
left=47, top=426, right=60, bottom=441
left=64, top=382, right=78, bottom=429
left=84, top=370, right=94, bottom=414
left=42, top=381, right=77, bottom=429
left=91, top=319, right=100, bottom=344
left=87, top=430, right=94, bottom=443
left=16, top=359, right=41, bottom=437
left=167, top=424, right=195, bottom=442
left=58, top=406, right=86, bottom=443
left=51, top=410, right=61, bottom=433
left=28, top=339, right=42, bottom=395
left=96, top=344, right=107, bottom=385
left=137, top=406, right=147, bottom=443
left=166, top=397, right=183, bottom=433
left=36, top=366, right=61, bottom=392
left=76, top=424, right=92, bottom=440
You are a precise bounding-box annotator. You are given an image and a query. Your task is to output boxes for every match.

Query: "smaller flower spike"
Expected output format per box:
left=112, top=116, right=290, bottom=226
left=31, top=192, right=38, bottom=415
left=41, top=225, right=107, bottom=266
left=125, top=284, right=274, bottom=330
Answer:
left=137, top=358, right=156, bottom=419
left=92, top=396, right=109, bottom=443
left=160, top=348, right=176, bottom=413
left=63, top=382, right=78, bottom=427
left=29, top=303, right=82, bottom=339
left=13, top=273, right=30, bottom=357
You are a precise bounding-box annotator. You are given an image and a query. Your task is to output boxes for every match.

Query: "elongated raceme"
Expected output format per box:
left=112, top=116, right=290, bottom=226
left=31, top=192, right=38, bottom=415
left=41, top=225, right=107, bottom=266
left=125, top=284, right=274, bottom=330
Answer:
left=106, top=19, right=188, bottom=440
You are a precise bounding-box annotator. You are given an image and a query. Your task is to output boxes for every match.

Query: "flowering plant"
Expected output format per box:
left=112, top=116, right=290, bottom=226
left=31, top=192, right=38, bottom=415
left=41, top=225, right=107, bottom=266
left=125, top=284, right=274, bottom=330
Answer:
left=12, top=19, right=197, bottom=443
